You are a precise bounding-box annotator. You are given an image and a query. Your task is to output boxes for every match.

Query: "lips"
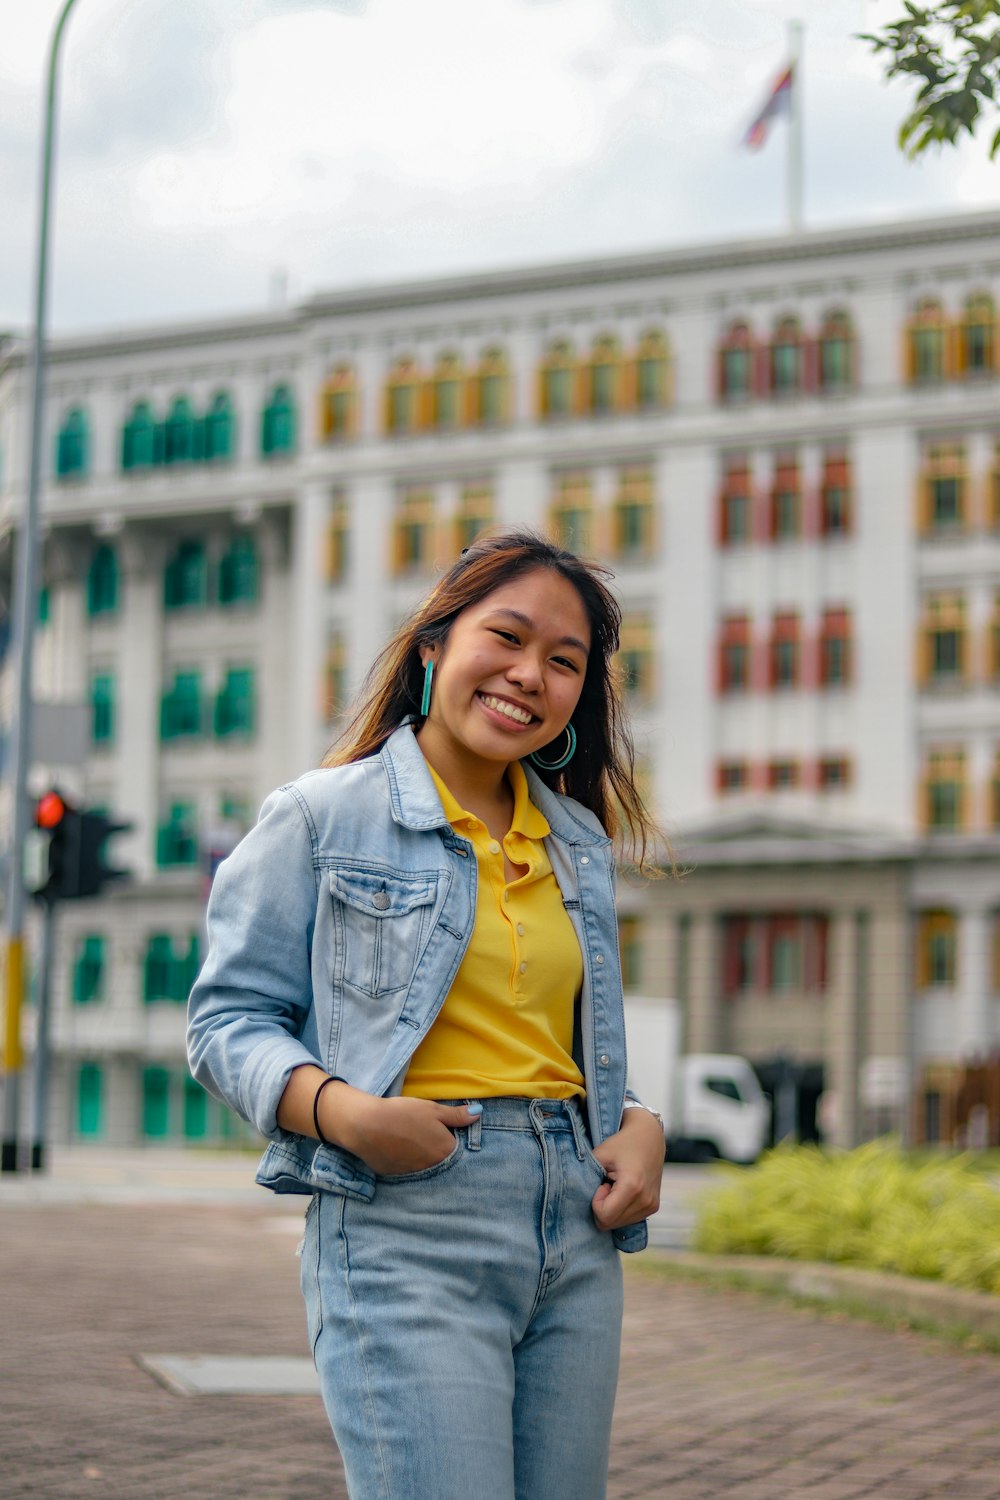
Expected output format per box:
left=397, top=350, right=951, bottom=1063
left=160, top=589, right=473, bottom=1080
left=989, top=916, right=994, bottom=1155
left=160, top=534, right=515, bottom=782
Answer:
left=477, top=692, right=537, bottom=727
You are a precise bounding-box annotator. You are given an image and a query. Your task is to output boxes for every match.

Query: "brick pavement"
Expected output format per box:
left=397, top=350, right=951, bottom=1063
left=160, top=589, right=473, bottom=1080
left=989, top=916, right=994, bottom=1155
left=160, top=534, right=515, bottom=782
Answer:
left=2, top=1200, right=999, bottom=1500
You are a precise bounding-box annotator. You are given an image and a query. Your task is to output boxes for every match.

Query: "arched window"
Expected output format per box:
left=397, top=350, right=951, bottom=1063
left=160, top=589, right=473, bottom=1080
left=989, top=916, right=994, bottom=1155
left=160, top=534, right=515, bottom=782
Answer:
left=321, top=365, right=358, bottom=442
left=121, top=400, right=158, bottom=471
left=770, top=316, right=803, bottom=396
left=261, top=383, right=296, bottom=456
left=717, top=321, right=754, bottom=403
left=538, top=341, right=576, bottom=420
left=907, top=297, right=947, bottom=384
left=431, top=352, right=464, bottom=430
left=217, top=535, right=258, bottom=606
left=818, top=310, right=855, bottom=392
left=586, top=335, right=621, bottom=415
left=548, top=471, right=592, bottom=552
left=384, top=358, right=421, bottom=436
left=87, top=544, right=119, bottom=617
left=163, top=539, right=207, bottom=610
left=204, top=391, right=235, bottom=462
left=611, top=466, right=655, bottom=557
left=635, top=329, right=670, bottom=411
left=453, top=482, right=494, bottom=553
left=959, top=292, right=996, bottom=376
left=56, top=408, right=88, bottom=479
left=164, top=396, right=197, bottom=466
left=472, top=347, right=510, bottom=426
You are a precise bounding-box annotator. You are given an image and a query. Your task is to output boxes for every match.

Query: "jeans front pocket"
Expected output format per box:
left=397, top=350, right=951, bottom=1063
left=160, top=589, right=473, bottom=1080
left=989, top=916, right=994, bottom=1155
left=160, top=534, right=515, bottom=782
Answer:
left=375, top=1133, right=463, bottom=1184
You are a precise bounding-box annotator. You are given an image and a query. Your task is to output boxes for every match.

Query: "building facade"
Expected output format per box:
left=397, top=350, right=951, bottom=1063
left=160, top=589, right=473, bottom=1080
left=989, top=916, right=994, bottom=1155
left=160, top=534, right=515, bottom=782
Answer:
left=2, top=207, right=999, bottom=1150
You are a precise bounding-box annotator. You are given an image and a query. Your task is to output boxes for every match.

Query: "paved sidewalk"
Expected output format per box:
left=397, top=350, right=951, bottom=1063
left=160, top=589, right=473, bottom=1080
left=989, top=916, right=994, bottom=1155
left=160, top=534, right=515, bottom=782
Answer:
left=2, top=1194, right=999, bottom=1500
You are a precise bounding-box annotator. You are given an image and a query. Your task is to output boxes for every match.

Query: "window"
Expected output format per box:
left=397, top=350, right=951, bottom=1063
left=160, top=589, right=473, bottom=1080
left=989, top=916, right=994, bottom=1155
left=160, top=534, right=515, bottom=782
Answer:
left=55, top=408, right=88, bottom=479
left=73, top=936, right=105, bottom=1005
left=769, top=612, right=800, bottom=689
left=454, top=482, right=494, bottom=554
left=144, top=934, right=199, bottom=1006
left=717, top=760, right=749, bottom=794
left=204, top=391, right=235, bottom=462
left=156, top=803, right=198, bottom=868
left=717, top=321, right=753, bottom=403
left=770, top=316, right=802, bottom=396
left=920, top=444, right=967, bottom=533
left=472, top=348, right=510, bottom=427
left=611, top=466, right=655, bottom=557
left=920, top=593, right=966, bottom=687
left=924, top=747, right=966, bottom=831
left=217, top=535, right=258, bottom=606
left=90, top=672, right=115, bottom=745
left=261, top=383, right=296, bottom=456
left=907, top=298, right=947, bottom=383
left=721, top=916, right=755, bottom=997
left=121, top=400, right=158, bottom=470
left=214, top=667, right=255, bottom=739
left=539, top=341, right=576, bottom=419
left=988, top=593, right=1000, bottom=682
left=183, top=1074, right=209, bottom=1139
left=323, top=631, right=347, bottom=725
left=818, top=310, right=854, bottom=392
left=718, top=458, right=753, bottom=546
left=431, top=353, right=464, bottom=430
left=635, top=328, right=670, bottom=411
left=767, top=759, right=800, bottom=790
left=77, top=1062, right=104, bottom=1138
left=959, top=293, right=995, bottom=376
left=718, top=615, right=751, bottom=693
left=326, top=493, right=349, bottom=583
left=618, top=615, right=654, bottom=702
left=163, top=395, right=198, bottom=465
left=586, top=335, right=621, bottom=415
left=163, top=540, right=207, bottom=610
left=769, top=456, right=801, bottom=540
left=916, top=911, right=957, bottom=986
left=37, top=588, right=49, bottom=627
left=770, top=918, right=800, bottom=990
left=820, top=449, right=852, bottom=537
left=818, top=756, right=851, bottom=791
left=87, top=545, right=119, bottom=617
left=618, top=914, right=642, bottom=991
left=392, top=487, right=436, bottom=574
left=322, top=366, right=358, bottom=442
left=160, top=671, right=203, bottom=741
left=385, top=358, right=420, bottom=435
left=819, top=608, right=852, bottom=688
left=548, top=471, right=593, bottom=553
left=142, top=1066, right=171, bottom=1138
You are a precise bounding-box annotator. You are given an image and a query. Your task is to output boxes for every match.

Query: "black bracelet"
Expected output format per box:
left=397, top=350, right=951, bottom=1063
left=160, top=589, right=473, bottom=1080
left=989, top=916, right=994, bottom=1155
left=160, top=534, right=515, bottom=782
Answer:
left=313, top=1075, right=347, bottom=1148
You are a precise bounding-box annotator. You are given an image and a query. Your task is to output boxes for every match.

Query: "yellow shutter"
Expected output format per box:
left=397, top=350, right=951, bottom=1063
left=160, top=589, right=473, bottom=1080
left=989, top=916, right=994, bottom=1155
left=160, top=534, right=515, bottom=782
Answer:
left=903, top=326, right=916, bottom=384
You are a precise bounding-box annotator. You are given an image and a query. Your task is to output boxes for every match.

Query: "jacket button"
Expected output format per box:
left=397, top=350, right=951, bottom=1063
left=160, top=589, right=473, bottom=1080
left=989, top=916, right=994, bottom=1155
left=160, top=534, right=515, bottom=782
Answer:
left=579, top=855, right=590, bottom=865
left=599, top=1054, right=610, bottom=1066
left=372, top=891, right=390, bottom=910
left=595, top=954, right=604, bottom=965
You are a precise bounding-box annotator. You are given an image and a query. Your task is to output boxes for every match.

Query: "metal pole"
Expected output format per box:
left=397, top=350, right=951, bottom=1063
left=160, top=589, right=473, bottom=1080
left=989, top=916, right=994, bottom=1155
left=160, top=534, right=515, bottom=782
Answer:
left=2, top=0, right=81, bottom=1173
left=29, top=897, right=57, bottom=1171
left=788, top=19, right=804, bottom=233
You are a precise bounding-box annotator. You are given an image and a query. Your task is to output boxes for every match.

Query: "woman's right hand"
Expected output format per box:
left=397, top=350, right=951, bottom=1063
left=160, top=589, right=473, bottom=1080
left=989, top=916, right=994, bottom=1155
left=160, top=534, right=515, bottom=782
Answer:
left=321, top=1083, right=479, bottom=1176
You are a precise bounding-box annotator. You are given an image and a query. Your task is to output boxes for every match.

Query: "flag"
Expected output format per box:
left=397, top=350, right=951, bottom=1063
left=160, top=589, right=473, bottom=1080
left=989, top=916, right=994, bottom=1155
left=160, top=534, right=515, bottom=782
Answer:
left=743, top=64, right=793, bottom=150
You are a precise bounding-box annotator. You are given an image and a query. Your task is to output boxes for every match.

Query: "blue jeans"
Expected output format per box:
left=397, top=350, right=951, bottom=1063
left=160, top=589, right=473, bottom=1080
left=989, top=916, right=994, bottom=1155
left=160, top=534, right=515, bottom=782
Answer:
left=299, top=1095, right=624, bottom=1500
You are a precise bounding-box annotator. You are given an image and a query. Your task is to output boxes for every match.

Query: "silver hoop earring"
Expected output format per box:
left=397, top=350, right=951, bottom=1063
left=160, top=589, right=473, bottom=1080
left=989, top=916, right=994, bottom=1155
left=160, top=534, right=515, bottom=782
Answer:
left=528, top=722, right=577, bottom=772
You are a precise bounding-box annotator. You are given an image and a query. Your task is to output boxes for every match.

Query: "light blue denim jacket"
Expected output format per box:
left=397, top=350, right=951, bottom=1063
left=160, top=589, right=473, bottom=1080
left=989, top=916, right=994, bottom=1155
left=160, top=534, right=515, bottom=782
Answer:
left=187, top=723, right=647, bottom=1253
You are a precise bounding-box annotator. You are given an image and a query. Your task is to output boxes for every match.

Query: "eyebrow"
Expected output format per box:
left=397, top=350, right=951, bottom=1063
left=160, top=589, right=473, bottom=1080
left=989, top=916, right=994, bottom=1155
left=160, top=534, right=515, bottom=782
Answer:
left=486, top=608, right=590, bottom=656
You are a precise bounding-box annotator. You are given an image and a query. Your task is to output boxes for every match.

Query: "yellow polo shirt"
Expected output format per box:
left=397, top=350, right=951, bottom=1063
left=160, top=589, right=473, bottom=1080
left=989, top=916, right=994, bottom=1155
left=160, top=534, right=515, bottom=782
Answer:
left=402, top=760, right=585, bottom=1101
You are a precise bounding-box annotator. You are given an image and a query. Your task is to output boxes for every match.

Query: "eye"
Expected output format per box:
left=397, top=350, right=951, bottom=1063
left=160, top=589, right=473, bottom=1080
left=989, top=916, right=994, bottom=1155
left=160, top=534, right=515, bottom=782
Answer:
left=552, top=654, right=581, bottom=672
left=491, top=628, right=520, bottom=644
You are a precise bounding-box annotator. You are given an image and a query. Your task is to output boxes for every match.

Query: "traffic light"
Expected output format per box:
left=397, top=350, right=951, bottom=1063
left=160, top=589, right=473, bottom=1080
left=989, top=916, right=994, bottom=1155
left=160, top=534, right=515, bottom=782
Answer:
left=31, top=791, right=132, bottom=901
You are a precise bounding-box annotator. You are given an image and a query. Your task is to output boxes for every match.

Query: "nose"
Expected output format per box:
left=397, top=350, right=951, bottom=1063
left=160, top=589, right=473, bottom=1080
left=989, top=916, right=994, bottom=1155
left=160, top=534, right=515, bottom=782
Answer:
left=507, top=650, right=543, bottom=692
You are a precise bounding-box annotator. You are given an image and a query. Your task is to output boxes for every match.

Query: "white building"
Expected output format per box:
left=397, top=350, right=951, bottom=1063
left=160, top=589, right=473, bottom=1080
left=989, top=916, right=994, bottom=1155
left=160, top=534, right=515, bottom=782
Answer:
left=2, top=206, right=999, bottom=1150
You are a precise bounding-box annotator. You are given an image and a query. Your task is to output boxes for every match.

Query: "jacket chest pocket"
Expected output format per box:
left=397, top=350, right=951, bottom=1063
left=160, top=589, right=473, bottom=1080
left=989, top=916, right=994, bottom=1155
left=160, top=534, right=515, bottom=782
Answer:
left=328, top=868, right=437, bottom=998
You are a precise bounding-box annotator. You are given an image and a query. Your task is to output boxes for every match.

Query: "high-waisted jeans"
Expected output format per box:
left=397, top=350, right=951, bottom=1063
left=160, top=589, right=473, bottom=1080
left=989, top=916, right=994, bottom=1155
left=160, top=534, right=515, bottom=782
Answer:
left=299, top=1095, right=624, bottom=1500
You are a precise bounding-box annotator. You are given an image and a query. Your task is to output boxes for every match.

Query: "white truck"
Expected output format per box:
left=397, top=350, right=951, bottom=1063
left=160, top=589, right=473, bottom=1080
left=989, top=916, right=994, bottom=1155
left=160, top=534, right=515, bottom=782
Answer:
left=623, top=995, right=770, bottom=1164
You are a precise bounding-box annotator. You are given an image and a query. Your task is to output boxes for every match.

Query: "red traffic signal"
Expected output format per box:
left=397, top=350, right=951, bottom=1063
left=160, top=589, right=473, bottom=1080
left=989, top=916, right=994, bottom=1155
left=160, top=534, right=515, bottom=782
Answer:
left=35, top=791, right=68, bottom=830
left=31, top=790, right=132, bottom=902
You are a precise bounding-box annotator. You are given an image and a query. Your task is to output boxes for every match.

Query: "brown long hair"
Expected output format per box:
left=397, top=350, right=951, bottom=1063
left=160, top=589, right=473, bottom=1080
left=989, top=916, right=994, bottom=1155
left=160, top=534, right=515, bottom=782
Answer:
left=324, top=529, right=662, bottom=871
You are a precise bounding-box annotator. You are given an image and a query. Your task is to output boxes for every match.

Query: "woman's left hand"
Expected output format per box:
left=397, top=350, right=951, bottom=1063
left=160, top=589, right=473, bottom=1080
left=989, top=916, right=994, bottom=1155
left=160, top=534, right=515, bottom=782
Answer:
left=590, top=1107, right=665, bottom=1232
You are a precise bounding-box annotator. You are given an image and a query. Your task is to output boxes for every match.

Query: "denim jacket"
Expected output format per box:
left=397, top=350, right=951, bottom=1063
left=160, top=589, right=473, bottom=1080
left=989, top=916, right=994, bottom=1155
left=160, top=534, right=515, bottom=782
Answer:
left=187, top=723, right=647, bottom=1253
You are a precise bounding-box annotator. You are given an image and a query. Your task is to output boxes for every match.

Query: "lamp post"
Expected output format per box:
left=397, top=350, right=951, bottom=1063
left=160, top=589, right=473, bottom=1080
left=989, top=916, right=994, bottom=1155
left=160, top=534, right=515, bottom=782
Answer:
left=2, top=0, right=82, bottom=1172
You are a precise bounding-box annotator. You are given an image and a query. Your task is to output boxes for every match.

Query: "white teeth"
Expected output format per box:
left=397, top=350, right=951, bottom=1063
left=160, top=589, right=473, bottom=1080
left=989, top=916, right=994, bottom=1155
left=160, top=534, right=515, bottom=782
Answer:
left=481, top=694, right=532, bottom=725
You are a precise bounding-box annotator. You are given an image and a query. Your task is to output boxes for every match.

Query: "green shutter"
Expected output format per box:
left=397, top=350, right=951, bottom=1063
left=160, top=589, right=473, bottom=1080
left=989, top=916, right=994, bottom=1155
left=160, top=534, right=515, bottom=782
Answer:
left=142, top=1067, right=171, bottom=1138
left=77, top=1062, right=104, bottom=1137
left=73, top=935, right=105, bottom=1005
left=91, top=674, right=115, bottom=745
left=183, top=1074, right=208, bottom=1139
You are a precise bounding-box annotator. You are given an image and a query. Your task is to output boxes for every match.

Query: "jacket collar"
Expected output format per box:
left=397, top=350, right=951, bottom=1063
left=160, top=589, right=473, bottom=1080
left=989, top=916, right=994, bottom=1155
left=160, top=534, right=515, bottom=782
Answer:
left=380, top=723, right=609, bottom=848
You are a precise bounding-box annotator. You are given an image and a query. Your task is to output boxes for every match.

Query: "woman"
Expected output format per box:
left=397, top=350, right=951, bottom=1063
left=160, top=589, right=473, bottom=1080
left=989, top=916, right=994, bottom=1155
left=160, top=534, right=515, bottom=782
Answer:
left=187, top=529, right=665, bottom=1500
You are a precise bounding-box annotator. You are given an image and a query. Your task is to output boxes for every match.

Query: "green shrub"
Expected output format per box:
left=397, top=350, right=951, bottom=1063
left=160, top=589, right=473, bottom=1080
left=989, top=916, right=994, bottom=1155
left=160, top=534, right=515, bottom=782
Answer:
left=693, top=1140, right=1000, bottom=1295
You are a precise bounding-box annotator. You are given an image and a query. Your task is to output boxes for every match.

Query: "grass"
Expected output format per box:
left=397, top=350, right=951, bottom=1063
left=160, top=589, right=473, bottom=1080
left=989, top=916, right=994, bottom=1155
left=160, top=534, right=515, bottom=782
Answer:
left=691, top=1139, right=1000, bottom=1295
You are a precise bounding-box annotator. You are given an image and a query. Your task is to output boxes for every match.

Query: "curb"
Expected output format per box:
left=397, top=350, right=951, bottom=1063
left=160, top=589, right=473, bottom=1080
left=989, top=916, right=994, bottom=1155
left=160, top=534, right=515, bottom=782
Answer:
left=638, top=1249, right=1000, bottom=1347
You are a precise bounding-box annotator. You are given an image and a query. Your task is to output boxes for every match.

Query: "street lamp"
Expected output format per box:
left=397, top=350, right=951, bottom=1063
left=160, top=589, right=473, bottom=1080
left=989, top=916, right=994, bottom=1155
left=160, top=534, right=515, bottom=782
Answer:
left=2, top=0, right=82, bottom=1172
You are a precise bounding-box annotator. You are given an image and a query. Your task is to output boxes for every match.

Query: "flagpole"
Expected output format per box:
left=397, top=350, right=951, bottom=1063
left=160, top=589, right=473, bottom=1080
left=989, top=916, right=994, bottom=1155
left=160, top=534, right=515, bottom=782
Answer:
left=788, top=19, right=803, bottom=233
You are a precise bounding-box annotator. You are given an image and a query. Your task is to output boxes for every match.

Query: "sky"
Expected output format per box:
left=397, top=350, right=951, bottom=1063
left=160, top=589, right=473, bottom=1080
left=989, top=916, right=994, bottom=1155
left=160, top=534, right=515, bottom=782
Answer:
left=1, top=0, right=998, bottom=337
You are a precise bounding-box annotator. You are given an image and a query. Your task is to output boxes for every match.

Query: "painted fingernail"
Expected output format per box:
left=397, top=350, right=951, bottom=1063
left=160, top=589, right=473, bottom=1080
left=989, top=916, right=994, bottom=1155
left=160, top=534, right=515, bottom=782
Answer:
left=467, top=1102, right=483, bottom=1116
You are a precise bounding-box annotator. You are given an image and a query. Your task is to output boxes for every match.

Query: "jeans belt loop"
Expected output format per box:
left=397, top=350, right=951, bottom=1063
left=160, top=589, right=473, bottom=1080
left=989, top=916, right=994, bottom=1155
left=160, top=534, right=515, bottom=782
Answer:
left=566, top=1098, right=588, bottom=1161
left=465, top=1104, right=482, bottom=1151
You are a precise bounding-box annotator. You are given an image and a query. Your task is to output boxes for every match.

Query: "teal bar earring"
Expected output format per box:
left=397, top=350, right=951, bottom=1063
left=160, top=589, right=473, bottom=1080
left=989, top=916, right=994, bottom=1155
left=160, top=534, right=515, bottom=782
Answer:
left=420, top=658, right=434, bottom=718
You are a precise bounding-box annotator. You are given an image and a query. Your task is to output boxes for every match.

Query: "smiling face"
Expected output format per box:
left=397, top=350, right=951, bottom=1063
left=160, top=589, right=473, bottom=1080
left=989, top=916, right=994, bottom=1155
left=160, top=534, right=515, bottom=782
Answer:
left=415, top=566, right=591, bottom=784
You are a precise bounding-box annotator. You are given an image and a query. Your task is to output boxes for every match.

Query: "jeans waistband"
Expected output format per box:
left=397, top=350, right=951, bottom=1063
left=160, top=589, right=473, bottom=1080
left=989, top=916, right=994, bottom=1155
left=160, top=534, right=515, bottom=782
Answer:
left=440, top=1095, right=591, bottom=1156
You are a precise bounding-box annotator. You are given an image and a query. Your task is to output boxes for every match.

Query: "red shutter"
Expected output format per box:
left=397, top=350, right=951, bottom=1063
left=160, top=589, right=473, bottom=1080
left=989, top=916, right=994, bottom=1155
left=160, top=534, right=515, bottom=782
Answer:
left=802, top=336, right=819, bottom=393
left=753, top=344, right=771, bottom=399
